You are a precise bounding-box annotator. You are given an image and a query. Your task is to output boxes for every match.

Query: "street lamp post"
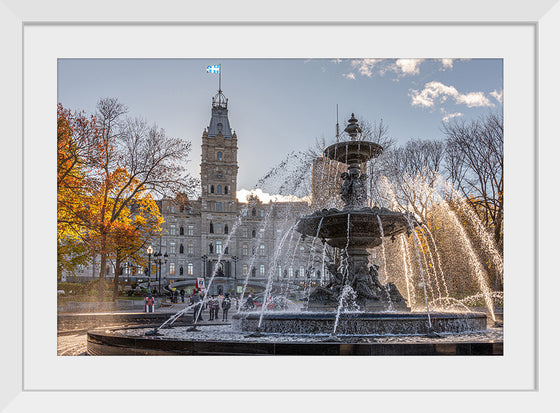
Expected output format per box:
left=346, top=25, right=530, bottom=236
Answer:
left=154, top=251, right=168, bottom=295
left=201, top=255, right=208, bottom=281
left=146, top=245, right=153, bottom=294
left=232, top=256, right=239, bottom=280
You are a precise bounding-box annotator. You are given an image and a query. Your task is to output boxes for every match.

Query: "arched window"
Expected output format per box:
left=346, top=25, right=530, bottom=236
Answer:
left=179, top=226, right=184, bottom=235
left=224, top=186, right=228, bottom=194
left=179, top=244, right=184, bottom=254
left=217, top=185, right=222, bottom=194
left=209, top=222, right=214, bottom=233
left=251, top=230, right=256, bottom=238
left=179, top=266, right=184, bottom=275
left=224, top=224, right=229, bottom=234
left=209, top=243, right=214, bottom=253
left=217, top=151, right=223, bottom=161
left=210, top=185, right=215, bottom=193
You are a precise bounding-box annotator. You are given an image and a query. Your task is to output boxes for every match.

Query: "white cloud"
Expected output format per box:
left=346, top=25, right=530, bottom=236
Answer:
left=410, top=81, right=495, bottom=109
left=442, top=112, right=464, bottom=122
left=331, top=58, right=342, bottom=64
left=440, top=59, right=454, bottom=69
left=490, top=89, right=503, bottom=104
left=237, top=189, right=310, bottom=204
left=342, top=72, right=356, bottom=80
left=394, top=59, right=424, bottom=75
left=350, top=59, right=382, bottom=77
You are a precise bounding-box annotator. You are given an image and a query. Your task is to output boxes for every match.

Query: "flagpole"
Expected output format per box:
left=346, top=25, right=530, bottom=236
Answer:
left=219, top=64, right=222, bottom=91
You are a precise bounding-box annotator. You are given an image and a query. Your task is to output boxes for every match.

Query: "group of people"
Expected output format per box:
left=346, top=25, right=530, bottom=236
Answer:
left=189, top=289, right=232, bottom=322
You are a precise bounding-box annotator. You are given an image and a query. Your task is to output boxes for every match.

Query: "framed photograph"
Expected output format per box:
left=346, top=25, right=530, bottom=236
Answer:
left=3, top=0, right=558, bottom=410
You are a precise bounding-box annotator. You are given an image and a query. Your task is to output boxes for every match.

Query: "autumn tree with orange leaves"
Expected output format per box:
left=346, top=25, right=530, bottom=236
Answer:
left=57, top=98, right=198, bottom=298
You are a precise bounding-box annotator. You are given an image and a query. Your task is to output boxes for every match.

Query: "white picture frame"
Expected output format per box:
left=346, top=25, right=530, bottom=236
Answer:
left=2, top=0, right=559, bottom=410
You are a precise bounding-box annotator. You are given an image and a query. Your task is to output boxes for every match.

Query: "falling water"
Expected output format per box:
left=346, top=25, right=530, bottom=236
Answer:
left=156, top=207, right=246, bottom=331
left=257, top=227, right=296, bottom=328
left=304, top=216, right=324, bottom=308
left=236, top=208, right=274, bottom=313
left=399, top=234, right=416, bottom=309
left=405, top=217, right=433, bottom=328
left=420, top=224, right=451, bottom=300
left=331, top=213, right=352, bottom=336
left=376, top=215, right=388, bottom=283
left=439, top=201, right=497, bottom=321
left=417, top=226, right=443, bottom=302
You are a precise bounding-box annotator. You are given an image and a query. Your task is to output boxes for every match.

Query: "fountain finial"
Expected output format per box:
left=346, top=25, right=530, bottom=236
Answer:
left=343, top=113, right=362, bottom=140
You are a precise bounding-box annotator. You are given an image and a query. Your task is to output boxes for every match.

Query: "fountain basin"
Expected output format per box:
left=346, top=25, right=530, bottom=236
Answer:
left=231, top=311, right=487, bottom=336
left=296, top=207, right=416, bottom=248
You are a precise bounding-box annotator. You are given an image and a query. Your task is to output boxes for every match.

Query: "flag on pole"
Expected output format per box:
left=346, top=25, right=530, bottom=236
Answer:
left=206, top=64, right=220, bottom=74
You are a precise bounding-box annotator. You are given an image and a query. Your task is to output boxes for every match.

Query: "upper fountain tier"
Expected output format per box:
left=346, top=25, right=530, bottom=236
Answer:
left=323, top=113, right=383, bottom=166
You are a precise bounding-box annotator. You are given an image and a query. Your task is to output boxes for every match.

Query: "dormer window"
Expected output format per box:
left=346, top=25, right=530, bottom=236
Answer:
left=217, top=123, right=223, bottom=131
left=217, top=151, right=223, bottom=161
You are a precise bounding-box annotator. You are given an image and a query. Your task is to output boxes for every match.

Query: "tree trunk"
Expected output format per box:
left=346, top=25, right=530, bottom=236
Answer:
left=98, top=232, right=108, bottom=301
left=113, top=254, right=122, bottom=302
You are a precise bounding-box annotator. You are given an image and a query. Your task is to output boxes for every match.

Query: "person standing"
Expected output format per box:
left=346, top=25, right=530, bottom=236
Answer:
left=222, top=293, right=232, bottom=321
left=180, top=288, right=185, bottom=303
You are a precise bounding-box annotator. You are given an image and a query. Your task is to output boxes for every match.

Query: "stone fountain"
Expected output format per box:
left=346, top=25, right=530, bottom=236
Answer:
left=296, top=113, right=414, bottom=312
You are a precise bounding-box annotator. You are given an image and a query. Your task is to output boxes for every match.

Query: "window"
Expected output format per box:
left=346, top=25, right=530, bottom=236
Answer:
left=217, top=185, right=222, bottom=194
left=170, top=242, right=176, bottom=254
left=216, top=241, right=223, bottom=254
left=278, top=266, right=282, bottom=278
left=242, top=209, right=248, bottom=216
left=251, top=230, right=256, bottom=238
left=242, top=244, right=248, bottom=256
left=260, top=265, right=265, bottom=276
left=224, top=186, right=228, bottom=194
left=260, top=209, right=264, bottom=217
left=179, top=244, right=184, bottom=254
left=316, top=270, right=321, bottom=278
left=170, top=224, right=176, bottom=235
left=242, top=227, right=248, bottom=237
left=252, top=208, right=256, bottom=216
left=216, top=202, right=222, bottom=212
left=251, top=267, right=256, bottom=277
left=242, top=265, right=248, bottom=276
left=170, top=206, right=175, bottom=213
left=180, top=226, right=184, bottom=235
left=224, top=247, right=229, bottom=255
left=187, top=243, right=194, bottom=255
left=224, top=224, right=229, bottom=234
left=300, top=266, right=305, bottom=278
left=209, top=243, right=214, bottom=253
left=187, top=263, right=193, bottom=275
left=188, top=225, right=194, bottom=236
left=283, top=269, right=288, bottom=278
left=170, top=263, right=175, bottom=275
left=179, top=266, right=184, bottom=275
left=210, top=185, right=215, bottom=193
left=217, top=172, right=223, bottom=179
left=216, top=223, right=222, bottom=234
left=289, top=268, right=293, bottom=278
left=217, top=151, right=223, bottom=161
left=209, top=222, right=214, bottom=233
left=259, top=245, right=265, bottom=255
left=189, top=206, right=193, bottom=214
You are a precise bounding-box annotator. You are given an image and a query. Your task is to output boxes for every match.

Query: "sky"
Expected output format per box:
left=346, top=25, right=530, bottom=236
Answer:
left=57, top=58, right=502, bottom=192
